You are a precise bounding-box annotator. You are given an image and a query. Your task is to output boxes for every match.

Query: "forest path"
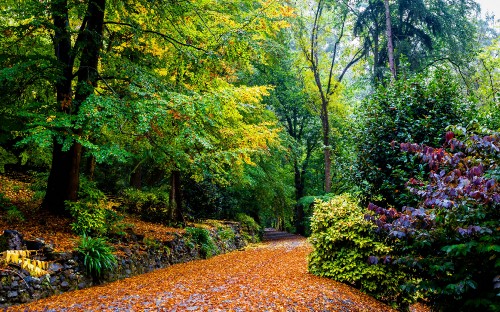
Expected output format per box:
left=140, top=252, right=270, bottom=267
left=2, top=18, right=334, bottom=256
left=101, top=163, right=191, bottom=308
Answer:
left=9, top=229, right=395, bottom=312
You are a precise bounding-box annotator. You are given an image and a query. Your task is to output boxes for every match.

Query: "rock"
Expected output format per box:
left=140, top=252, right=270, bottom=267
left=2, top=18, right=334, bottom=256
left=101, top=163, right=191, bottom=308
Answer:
left=47, top=252, right=72, bottom=261
left=6, top=291, right=18, bottom=298
left=25, top=239, right=44, bottom=251
left=49, top=263, right=64, bottom=272
left=42, top=244, right=55, bottom=254
left=122, top=247, right=132, bottom=255
left=11, top=281, right=18, bottom=288
left=60, top=281, right=69, bottom=289
left=1, top=230, right=24, bottom=250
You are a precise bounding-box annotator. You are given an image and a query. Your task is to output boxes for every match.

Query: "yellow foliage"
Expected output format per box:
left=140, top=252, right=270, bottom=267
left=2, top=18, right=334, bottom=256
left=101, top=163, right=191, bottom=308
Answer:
left=1, top=250, right=50, bottom=277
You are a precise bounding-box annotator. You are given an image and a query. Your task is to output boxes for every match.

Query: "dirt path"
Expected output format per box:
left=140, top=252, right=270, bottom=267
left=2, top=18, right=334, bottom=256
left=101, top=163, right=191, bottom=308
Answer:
left=8, top=230, right=395, bottom=312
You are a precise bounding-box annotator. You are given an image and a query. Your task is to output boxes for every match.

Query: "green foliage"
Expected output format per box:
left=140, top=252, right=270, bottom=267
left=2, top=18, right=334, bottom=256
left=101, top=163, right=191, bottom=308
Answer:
left=185, top=227, right=218, bottom=259
left=0, top=192, right=15, bottom=210
left=76, top=235, right=117, bottom=278
left=0, top=193, right=25, bottom=223
left=235, top=213, right=262, bottom=242
left=217, top=226, right=235, bottom=241
left=4, top=207, right=25, bottom=223
left=474, top=38, right=500, bottom=130
left=356, top=71, right=470, bottom=208
left=66, top=201, right=127, bottom=237
left=66, top=178, right=126, bottom=236
left=295, top=194, right=336, bottom=236
left=0, top=147, right=16, bottom=173
left=370, top=128, right=500, bottom=311
left=228, top=151, right=295, bottom=233
left=78, top=177, right=107, bottom=204
left=66, top=201, right=108, bottom=236
left=308, top=194, right=414, bottom=308
left=121, top=188, right=169, bottom=223
left=29, top=172, right=47, bottom=196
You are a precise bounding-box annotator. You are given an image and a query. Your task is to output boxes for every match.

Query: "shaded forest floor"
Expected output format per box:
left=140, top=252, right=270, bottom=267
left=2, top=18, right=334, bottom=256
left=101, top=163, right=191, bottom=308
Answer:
left=8, top=230, right=400, bottom=312
left=0, top=173, right=188, bottom=252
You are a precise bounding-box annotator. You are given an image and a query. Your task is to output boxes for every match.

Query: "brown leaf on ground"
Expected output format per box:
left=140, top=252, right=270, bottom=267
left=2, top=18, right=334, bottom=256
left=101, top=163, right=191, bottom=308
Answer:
left=9, top=233, right=397, bottom=312
left=123, top=215, right=185, bottom=242
left=0, top=176, right=78, bottom=252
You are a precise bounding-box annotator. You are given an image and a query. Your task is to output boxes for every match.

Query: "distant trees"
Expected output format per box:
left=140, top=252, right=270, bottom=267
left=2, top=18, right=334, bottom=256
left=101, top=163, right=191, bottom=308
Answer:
left=296, top=0, right=365, bottom=193
left=354, top=0, right=479, bottom=83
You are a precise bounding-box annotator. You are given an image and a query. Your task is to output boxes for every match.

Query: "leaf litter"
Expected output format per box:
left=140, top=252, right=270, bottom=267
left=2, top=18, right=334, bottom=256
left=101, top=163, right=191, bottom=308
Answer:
left=9, top=232, right=399, bottom=312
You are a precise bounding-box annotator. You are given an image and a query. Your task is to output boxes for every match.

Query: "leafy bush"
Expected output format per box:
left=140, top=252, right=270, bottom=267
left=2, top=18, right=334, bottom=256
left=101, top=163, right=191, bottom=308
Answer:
left=5, top=207, right=25, bottom=223
left=308, top=194, right=413, bottom=308
left=185, top=227, right=218, bottom=259
left=235, top=213, right=261, bottom=242
left=368, top=129, right=500, bottom=311
left=296, top=194, right=336, bottom=236
left=79, top=176, right=106, bottom=203
left=66, top=200, right=127, bottom=237
left=76, top=235, right=117, bottom=278
left=356, top=71, right=470, bottom=208
left=0, top=193, right=25, bottom=223
left=217, top=226, right=235, bottom=241
left=121, top=187, right=170, bottom=222
left=0, top=146, right=16, bottom=174
left=65, top=178, right=127, bottom=236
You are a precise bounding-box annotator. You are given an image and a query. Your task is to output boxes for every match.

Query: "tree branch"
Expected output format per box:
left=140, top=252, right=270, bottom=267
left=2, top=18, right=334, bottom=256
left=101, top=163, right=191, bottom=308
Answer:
left=103, top=21, right=209, bottom=53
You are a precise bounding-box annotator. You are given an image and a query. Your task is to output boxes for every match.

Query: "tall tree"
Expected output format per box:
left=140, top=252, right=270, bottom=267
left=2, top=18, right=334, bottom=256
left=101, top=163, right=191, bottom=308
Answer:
left=43, top=0, right=106, bottom=214
left=354, top=0, right=479, bottom=82
left=384, top=0, right=396, bottom=80
left=297, top=0, right=364, bottom=193
left=1, top=0, right=292, bottom=220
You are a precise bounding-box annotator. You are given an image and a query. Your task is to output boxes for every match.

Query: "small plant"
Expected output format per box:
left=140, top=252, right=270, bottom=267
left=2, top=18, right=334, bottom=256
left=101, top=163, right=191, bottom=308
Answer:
left=0, top=192, right=15, bottom=209
left=76, top=235, right=116, bottom=278
left=78, top=177, right=106, bottom=203
left=217, top=226, right=235, bottom=241
left=185, top=227, right=218, bottom=259
left=235, top=213, right=261, bottom=242
left=66, top=194, right=127, bottom=236
left=1, top=193, right=25, bottom=223
left=143, top=237, right=162, bottom=250
left=121, top=188, right=169, bottom=222
left=5, top=207, right=25, bottom=223
left=66, top=201, right=107, bottom=236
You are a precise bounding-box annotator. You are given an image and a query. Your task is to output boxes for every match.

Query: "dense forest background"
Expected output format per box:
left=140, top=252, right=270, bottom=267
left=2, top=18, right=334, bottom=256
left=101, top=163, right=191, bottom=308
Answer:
left=1, top=0, right=499, bottom=310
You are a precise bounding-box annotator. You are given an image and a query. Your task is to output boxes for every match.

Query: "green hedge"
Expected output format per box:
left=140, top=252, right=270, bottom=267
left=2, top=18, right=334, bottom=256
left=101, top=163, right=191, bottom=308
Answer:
left=308, top=194, right=414, bottom=309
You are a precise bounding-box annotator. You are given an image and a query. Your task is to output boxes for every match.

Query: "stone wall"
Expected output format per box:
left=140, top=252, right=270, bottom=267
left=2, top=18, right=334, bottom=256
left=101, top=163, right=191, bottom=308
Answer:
left=0, top=221, right=251, bottom=308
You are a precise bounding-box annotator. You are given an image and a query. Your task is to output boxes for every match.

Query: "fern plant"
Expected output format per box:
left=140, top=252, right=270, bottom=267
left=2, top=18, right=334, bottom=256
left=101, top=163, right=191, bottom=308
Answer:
left=185, top=227, right=218, bottom=259
left=76, top=235, right=116, bottom=278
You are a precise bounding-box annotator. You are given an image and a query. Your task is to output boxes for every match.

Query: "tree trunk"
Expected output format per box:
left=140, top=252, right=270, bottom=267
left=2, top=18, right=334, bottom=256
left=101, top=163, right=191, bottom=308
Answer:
left=44, top=142, right=82, bottom=214
left=130, top=163, right=142, bottom=189
left=384, top=0, right=396, bottom=81
left=321, top=100, right=332, bottom=193
left=86, top=153, right=96, bottom=181
left=294, top=160, right=305, bottom=235
left=168, top=170, right=185, bottom=224
left=43, top=0, right=106, bottom=214
left=43, top=0, right=76, bottom=214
